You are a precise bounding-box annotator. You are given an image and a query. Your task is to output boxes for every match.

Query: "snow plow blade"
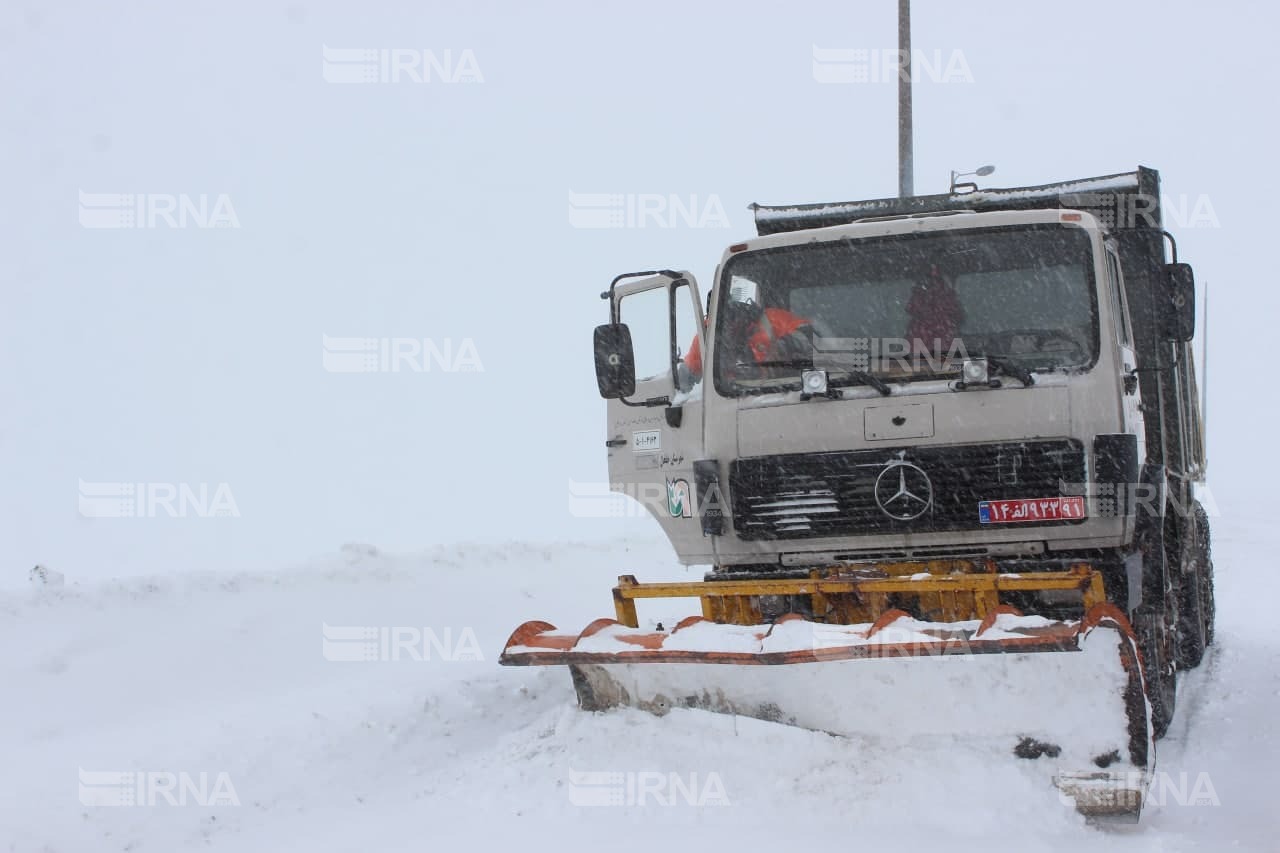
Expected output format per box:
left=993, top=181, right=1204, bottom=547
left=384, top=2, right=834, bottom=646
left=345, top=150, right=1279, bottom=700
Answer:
left=500, top=568, right=1154, bottom=820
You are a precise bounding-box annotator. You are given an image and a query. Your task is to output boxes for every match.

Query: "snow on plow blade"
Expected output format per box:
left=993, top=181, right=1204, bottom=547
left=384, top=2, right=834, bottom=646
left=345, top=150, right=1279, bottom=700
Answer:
left=501, top=576, right=1153, bottom=820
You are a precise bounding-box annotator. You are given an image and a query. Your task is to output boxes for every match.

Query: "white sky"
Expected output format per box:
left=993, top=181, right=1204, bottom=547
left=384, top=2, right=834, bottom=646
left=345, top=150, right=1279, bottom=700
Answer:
left=1, top=0, right=1274, bottom=583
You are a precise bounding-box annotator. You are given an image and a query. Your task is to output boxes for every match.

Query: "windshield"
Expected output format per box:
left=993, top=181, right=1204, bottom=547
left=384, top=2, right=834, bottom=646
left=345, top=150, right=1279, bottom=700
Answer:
left=711, top=225, right=1099, bottom=396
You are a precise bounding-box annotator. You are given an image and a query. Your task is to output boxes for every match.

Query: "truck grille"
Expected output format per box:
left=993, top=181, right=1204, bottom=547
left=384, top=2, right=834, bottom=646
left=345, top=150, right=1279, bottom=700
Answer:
left=731, top=440, right=1086, bottom=540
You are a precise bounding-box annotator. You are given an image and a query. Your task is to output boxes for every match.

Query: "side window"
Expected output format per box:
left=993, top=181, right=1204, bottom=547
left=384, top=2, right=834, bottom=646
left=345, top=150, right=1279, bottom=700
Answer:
left=673, top=281, right=701, bottom=390
left=1106, top=249, right=1133, bottom=347
left=620, top=286, right=671, bottom=383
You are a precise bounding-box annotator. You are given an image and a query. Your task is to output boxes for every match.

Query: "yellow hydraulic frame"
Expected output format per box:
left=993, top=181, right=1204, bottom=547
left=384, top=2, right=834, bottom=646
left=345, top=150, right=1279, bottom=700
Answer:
left=611, top=561, right=1107, bottom=629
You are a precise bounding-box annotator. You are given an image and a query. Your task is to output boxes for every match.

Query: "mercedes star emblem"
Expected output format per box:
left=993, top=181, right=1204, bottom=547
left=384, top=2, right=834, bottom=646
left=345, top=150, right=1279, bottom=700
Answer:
left=874, top=461, right=933, bottom=521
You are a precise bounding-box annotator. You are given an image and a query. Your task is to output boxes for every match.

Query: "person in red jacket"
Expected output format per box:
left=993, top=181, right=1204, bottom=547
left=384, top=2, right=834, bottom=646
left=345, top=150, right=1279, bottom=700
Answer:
left=906, top=264, right=964, bottom=356
left=684, top=299, right=811, bottom=382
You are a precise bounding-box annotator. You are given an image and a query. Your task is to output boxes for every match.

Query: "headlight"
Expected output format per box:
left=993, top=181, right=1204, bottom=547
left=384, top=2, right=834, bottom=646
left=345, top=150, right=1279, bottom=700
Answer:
left=962, top=358, right=989, bottom=386
left=801, top=369, right=829, bottom=395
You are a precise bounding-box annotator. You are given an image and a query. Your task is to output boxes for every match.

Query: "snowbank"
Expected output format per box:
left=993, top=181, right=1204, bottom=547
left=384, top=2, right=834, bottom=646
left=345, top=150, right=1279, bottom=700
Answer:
left=1, top=522, right=1272, bottom=851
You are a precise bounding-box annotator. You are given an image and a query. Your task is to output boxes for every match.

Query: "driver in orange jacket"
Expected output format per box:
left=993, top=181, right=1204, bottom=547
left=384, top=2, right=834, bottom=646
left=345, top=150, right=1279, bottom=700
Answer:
left=684, top=303, right=811, bottom=382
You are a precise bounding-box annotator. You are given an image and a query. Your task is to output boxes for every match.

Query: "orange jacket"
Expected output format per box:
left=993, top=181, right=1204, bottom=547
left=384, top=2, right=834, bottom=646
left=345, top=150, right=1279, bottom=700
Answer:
left=685, top=308, right=809, bottom=379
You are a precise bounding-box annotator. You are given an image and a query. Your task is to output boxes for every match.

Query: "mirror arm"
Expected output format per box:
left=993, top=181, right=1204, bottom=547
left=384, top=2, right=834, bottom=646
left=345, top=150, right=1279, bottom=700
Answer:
left=606, top=270, right=684, bottom=321
left=618, top=395, right=671, bottom=408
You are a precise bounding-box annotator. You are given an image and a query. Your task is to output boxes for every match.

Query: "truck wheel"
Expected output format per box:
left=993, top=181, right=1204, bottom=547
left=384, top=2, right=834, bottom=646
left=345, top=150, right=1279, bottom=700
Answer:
left=1134, top=603, right=1176, bottom=739
left=1174, top=501, right=1215, bottom=666
left=1176, top=577, right=1207, bottom=669
left=1194, top=500, right=1215, bottom=648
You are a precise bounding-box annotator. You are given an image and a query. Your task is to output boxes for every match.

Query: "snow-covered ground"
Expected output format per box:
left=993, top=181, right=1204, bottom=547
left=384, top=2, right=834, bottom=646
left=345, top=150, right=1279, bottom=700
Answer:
left=3, top=511, right=1274, bottom=852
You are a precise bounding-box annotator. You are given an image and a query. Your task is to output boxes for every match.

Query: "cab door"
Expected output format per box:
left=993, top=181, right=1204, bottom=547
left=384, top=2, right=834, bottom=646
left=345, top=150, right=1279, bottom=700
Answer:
left=1107, top=247, right=1146, bottom=453
left=603, top=271, right=712, bottom=562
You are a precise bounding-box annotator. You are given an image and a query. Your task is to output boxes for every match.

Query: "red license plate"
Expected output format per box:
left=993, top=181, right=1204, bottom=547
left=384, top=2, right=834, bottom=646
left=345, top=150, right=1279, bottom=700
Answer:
left=979, top=496, right=1085, bottom=524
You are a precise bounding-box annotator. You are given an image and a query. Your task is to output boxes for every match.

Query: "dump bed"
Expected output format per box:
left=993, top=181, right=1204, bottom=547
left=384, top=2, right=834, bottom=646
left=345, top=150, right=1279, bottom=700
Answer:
left=751, top=168, right=1162, bottom=235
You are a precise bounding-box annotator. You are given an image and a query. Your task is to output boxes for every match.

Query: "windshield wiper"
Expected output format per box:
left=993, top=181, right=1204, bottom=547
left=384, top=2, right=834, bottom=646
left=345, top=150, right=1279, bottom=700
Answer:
left=827, top=371, right=893, bottom=397
left=750, top=358, right=893, bottom=397
left=980, top=354, right=1035, bottom=387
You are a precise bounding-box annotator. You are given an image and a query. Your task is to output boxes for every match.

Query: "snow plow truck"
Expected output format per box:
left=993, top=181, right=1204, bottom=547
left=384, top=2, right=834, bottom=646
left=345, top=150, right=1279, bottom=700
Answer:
left=502, top=167, right=1213, bottom=820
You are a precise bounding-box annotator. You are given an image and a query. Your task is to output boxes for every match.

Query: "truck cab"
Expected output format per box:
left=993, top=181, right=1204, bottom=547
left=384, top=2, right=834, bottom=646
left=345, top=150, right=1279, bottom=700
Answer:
left=591, top=167, right=1211, bottom=738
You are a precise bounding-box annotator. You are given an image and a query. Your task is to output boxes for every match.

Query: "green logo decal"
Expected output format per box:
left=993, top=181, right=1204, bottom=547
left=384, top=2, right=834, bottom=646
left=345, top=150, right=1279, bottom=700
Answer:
left=667, top=478, right=693, bottom=518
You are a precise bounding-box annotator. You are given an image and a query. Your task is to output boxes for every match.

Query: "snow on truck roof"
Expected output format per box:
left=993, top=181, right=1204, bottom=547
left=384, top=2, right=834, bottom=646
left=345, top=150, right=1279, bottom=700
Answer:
left=751, top=168, right=1159, bottom=236
left=730, top=208, right=1088, bottom=256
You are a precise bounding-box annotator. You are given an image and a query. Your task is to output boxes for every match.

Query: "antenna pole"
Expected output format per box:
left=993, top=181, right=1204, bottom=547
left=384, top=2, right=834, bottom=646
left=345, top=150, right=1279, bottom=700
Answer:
left=1201, top=279, right=1209, bottom=474
left=898, top=0, right=913, bottom=197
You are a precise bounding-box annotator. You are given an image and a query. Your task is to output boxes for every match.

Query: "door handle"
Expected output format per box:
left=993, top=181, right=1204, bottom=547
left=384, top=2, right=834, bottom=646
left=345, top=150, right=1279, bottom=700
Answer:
left=605, top=438, right=627, bottom=448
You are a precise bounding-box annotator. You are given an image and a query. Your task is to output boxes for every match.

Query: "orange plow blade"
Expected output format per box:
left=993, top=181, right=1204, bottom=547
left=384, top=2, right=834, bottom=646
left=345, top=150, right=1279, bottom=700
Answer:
left=501, top=574, right=1155, bottom=821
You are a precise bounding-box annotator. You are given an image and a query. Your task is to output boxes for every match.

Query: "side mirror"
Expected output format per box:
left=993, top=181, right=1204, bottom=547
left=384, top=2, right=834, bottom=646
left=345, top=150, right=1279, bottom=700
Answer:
left=593, top=324, right=636, bottom=399
left=1165, top=263, right=1195, bottom=342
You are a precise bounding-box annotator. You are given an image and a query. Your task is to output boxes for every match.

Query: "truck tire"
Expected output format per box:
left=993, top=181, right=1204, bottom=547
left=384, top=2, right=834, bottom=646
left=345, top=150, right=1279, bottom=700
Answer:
left=1194, top=500, right=1215, bottom=648
left=1134, top=603, right=1177, bottom=739
left=1176, top=577, right=1207, bottom=669
left=1130, top=503, right=1179, bottom=738
left=1175, top=507, right=1209, bottom=669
